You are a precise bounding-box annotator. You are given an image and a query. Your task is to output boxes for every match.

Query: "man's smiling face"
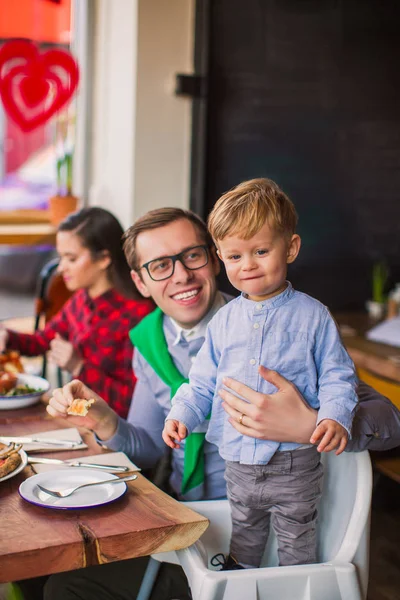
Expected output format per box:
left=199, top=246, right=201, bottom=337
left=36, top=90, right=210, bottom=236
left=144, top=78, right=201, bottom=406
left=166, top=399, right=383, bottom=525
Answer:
left=131, top=218, right=220, bottom=328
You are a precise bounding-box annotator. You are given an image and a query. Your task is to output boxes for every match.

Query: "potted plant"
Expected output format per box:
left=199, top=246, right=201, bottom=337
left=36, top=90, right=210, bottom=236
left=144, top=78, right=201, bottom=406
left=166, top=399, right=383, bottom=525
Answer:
left=48, top=115, right=78, bottom=226
left=366, top=261, right=388, bottom=319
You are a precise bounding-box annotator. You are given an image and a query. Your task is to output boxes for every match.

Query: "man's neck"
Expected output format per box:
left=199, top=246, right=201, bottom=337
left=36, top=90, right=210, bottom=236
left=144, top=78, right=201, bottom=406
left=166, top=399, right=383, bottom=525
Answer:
left=170, top=291, right=226, bottom=343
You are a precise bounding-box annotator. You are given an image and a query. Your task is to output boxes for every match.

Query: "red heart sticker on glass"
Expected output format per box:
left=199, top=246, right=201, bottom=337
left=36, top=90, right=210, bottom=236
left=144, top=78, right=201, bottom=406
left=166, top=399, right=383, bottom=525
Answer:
left=0, top=40, right=79, bottom=132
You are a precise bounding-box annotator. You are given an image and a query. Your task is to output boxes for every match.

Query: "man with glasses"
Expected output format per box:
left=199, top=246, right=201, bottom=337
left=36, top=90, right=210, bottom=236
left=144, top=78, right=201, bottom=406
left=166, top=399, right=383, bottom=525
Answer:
left=44, top=207, right=400, bottom=600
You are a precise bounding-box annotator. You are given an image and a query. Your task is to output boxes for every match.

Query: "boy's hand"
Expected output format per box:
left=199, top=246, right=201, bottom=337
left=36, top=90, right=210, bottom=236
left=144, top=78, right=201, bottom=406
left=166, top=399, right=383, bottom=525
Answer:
left=310, top=419, right=348, bottom=455
left=162, top=420, right=188, bottom=449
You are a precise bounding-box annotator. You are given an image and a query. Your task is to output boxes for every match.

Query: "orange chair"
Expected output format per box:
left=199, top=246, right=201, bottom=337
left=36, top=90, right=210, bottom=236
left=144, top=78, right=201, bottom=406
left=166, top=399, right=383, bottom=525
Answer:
left=357, top=367, right=400, bottom=484
left=34, top=258, right=72, bottom=387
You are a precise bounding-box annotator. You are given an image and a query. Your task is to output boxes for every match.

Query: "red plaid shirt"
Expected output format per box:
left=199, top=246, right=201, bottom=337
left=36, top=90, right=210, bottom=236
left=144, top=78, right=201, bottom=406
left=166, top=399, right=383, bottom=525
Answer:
left=7, top=289, right=154, bottom=418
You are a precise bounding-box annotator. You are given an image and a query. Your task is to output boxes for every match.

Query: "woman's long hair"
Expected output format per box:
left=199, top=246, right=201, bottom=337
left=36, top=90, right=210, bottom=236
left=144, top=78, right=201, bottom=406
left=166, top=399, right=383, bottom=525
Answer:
left=58, top=207, right=140, bottom=299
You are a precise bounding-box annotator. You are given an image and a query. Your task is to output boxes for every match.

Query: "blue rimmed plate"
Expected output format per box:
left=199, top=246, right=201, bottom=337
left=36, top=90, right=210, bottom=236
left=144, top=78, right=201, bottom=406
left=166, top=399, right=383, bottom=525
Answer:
left=0, top=374, right=50, bottom=410
left=19, top=468, right=128, bottom=509
left=0, top=448, right=28, bottom=483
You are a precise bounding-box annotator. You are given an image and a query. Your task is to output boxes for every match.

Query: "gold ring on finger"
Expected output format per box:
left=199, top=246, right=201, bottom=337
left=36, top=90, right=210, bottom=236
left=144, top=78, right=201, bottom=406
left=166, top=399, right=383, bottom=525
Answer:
left=238, top=413, right=245, bottom=425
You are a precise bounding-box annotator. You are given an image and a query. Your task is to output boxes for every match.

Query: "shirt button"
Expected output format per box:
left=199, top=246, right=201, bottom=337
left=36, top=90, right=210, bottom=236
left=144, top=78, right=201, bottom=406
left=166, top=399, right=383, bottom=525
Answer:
left=256, top=304, right=263, bottom=311
left=249, top=358, right=256, bottom=365
left=253, top=323, right=260, bottom=329
left=373, top=431, right=380, bottom=438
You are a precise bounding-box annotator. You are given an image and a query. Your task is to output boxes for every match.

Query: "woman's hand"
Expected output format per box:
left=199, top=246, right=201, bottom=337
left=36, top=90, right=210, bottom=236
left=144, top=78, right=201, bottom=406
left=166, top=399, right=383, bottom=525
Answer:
left=46, top=379, right=118, bottom=441
left=49, top=334, right=83, bottom=375
left=220, top=366, right=318, bottom=444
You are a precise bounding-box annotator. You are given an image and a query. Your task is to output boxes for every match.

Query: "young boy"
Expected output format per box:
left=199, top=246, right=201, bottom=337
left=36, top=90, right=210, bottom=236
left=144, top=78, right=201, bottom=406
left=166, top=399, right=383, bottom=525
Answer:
left=162, top=178, right=358, bottom=569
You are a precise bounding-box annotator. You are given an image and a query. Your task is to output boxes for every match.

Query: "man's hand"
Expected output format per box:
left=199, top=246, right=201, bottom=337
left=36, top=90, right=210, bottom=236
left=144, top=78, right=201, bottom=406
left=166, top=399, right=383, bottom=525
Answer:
left=49, top=334, right=83, bottom=375
left=310, top=419, right=348, bottom=455
left=220, top=366, right=317, bottom=443
left=0, top=326, right=9, bottom=353
left=46, top=379, right=118, bottom=441
left=162, top=419, right=188, bottom=449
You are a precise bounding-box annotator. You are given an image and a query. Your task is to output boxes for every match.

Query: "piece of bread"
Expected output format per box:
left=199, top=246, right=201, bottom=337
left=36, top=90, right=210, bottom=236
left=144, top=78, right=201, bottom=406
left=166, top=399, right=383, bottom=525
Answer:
left=67, top=398, right=95, bottom=416
left=0, top=443, right=22, bottom=479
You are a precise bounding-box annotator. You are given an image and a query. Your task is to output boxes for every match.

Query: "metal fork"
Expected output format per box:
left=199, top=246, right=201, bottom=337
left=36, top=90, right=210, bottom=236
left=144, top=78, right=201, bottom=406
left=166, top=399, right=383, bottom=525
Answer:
left=37, top=474, right=138, bottom=498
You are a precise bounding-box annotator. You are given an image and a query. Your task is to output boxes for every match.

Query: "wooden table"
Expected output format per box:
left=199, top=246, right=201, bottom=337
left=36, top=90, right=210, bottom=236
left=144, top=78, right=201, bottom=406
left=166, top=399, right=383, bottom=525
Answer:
left=0, top=209, right=56, bottom=245
left=336, top=313, right=400, bottom=483
left=0, top=404, right=208, bottom=583
left=0, top=223, right=56, bottom=245
left=335, top=312, right=400, bottom=383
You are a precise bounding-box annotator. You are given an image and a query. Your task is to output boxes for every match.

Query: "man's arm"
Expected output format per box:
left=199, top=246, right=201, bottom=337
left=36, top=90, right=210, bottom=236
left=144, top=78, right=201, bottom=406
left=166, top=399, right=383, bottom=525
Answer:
left=221, top=368, right=400, bottom=452
left=103, top=350, right=167, bottom=467
left=347, top=380, right=400, bottom=452
left=47, top=350, right=170, bottom=470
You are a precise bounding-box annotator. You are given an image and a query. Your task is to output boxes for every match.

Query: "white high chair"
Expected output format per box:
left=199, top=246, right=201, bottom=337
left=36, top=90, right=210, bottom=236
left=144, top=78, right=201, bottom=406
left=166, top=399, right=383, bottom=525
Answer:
left=137, top=450, right=372, bottom=600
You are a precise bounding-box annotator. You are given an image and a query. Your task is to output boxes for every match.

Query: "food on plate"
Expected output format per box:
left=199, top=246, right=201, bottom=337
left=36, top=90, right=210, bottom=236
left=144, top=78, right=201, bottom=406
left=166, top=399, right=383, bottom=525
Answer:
left=0, top=352, right=30, bottom=396
left=0, top=442, right=22, bottom=479
left=67, top=398, right=95, bottom=416
left=0, top=351, right=24, bottom=375
left=0, top=375, right=43, bottom=398
left=0, top=372, right=18, bottom=394
left=3, top=383, right=44, bottom=397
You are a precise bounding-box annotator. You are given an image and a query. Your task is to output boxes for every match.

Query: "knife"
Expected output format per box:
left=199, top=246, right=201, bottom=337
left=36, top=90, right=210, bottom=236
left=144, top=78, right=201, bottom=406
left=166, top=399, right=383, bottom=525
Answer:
left=28, top=457, right=131, bottom=471
left=0, top=436, right=81, bottom=448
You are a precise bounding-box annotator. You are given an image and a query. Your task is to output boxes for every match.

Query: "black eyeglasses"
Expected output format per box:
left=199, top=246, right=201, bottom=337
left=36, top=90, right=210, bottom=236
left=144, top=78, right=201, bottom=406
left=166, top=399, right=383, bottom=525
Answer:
left=140, top=245, right=209, bottom=281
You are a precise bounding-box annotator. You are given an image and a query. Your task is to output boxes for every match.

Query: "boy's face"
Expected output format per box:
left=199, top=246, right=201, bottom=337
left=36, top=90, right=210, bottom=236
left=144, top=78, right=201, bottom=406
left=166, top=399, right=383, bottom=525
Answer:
left=217, top=221, right=301, bottom=302
left=131, top=219, right=220, bottom=329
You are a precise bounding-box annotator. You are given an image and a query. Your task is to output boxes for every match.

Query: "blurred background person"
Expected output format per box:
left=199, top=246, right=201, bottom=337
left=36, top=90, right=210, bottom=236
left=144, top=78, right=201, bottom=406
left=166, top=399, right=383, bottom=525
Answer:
left=0, top=207, right=154, bottom=417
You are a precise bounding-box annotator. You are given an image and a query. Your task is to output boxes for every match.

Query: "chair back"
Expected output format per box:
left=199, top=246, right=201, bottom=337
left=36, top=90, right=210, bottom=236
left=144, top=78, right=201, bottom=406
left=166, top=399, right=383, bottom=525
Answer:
left=34, top=258, right=72, bottom=330
left=34, top=258, right=72, bottom=385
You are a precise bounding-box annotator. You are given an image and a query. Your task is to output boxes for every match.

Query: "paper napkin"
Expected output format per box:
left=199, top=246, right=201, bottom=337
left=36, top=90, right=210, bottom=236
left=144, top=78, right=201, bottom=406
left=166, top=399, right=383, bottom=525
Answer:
left=6, top=427, right=87, bottom=452
left=31, top=451, right=140, bottom=474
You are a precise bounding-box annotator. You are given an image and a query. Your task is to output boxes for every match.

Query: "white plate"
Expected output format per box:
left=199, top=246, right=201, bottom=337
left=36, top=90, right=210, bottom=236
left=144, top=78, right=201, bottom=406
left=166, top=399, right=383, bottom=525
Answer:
left=0, top=374, right=50, bottom=410
left=0, top=449, right=28, bottom=483
left=19, top=467, right=128, bottom=510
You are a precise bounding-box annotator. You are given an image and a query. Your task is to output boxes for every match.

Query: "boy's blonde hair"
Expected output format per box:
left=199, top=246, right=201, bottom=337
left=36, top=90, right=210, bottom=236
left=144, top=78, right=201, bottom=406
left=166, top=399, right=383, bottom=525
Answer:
left=207, top=178, right=298, bottom=242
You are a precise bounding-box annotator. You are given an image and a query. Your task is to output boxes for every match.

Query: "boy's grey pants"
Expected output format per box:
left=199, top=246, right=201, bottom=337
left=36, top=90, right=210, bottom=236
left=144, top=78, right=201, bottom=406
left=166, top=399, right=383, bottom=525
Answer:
left=224, top=446, right=323, bottom=567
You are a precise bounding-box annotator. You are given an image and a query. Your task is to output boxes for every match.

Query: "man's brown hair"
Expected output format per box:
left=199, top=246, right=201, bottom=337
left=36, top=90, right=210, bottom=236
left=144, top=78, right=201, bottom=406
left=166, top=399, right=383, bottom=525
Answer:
left=123, top=207, right=212, bottom=271
left=207, top=178, right=298, bottom=242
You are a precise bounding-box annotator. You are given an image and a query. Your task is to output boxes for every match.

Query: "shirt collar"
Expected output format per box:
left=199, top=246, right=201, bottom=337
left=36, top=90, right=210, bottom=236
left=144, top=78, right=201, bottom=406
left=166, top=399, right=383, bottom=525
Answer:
left=240, top=281, right=294, bottom=312
left=170, top=291, right=227, bottom=345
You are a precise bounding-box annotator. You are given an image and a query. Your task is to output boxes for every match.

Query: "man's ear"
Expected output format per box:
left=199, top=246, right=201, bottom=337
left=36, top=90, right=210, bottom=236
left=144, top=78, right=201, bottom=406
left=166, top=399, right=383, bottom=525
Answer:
left=287, top=234, right=301, bottom=264
left=130, top=269, right=152, bottom=298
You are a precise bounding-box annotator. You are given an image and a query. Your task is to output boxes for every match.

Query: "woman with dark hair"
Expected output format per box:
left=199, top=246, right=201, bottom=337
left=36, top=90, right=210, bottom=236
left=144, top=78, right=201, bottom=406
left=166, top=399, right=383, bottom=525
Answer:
left=0, top=207, right=154, bottom=417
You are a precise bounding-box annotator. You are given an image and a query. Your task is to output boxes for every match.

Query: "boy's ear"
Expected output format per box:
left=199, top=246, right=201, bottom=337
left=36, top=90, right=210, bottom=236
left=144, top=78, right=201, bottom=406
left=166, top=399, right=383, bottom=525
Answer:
left=130, top=269, right=152, bottom=298
left=287, top=234, right=301, bottom=264
left=210, top=246, right=221, bottom=276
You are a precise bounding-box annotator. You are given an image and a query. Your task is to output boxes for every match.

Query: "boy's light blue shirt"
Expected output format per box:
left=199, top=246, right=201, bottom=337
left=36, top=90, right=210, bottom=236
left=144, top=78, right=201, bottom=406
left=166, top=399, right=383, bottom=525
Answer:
left=168, top=282, right=358, bottom=465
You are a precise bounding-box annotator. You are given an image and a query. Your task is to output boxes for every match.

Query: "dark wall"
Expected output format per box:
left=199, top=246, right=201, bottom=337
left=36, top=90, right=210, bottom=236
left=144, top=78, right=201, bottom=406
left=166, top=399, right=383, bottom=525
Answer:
left=198, top=0, right=400, bottom=310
